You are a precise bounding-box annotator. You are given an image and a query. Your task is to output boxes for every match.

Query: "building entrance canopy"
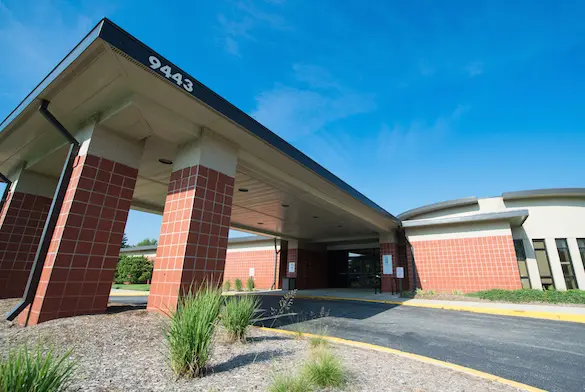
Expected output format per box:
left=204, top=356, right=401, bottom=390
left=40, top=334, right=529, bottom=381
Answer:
left=0, top=18, right=399, bottom=243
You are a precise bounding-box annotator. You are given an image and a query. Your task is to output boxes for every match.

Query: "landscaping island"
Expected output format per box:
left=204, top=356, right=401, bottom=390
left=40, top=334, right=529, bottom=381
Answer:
left=0, top=298, right=525, bottom=392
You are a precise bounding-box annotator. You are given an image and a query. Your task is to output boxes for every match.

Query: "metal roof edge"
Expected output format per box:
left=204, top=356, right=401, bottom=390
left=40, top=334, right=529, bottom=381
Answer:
left=398, top=197, right=479, bottom=220
left=402, top=209, right=529, bottom=228
left=502, top=188, right=585, bottom=200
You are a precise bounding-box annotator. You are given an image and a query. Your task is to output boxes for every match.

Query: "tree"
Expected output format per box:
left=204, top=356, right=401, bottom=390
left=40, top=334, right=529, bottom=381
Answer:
left=136, top=238, right=158, bottom=247
left=115, top=256, right=154, bottom=284
left=121, top=233, right=129, bottom=248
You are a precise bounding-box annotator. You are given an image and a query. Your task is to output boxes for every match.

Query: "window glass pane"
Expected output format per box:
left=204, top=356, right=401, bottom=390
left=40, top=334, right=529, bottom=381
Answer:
left=535, top=249, right=552, bottom=276
left=578, top=239, right=585, bottom=249
left=513, top=239, right=526, bottom=261
left=518, top=261, right=529, bottom=276
left=521, top=278, right=531, bottom=289
left=558, top=250, right=571, bottom=264
left=566, top=277, right=577, bottom=290
left=533, top=240, right=546, bottom=250
left=556, top=238, right=576, bottom=290
left=561, top=263, right=574, bottom=277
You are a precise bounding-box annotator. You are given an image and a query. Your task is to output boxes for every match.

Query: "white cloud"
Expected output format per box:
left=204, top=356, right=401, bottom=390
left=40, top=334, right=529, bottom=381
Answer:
left=217, top=0, right=289, bottom=57
left=376, top=104, right=469, bottom=156
left=250, top=64, right=376, bottom=141
left=300, top=105, right=471, bottom=176
left=292, top=63, right=342, bottom=90
left=464, top=61, right=484, bottom=77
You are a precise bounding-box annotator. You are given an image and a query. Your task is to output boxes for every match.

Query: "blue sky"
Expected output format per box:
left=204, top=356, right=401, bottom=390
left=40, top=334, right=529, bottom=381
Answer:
left=1, top=0, right=584, bottom=245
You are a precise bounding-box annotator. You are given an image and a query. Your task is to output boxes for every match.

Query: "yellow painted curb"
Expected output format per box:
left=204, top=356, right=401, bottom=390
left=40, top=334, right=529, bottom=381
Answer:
left=109, top=291, right=150, bottom=297
left=288, top=294, right=585, bottom=324
left=257, top=326, right=547, bottom=392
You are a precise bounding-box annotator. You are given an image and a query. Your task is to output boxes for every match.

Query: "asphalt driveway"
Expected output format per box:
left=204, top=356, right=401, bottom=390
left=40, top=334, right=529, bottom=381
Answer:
left=253, top=295, right=585, bottom=392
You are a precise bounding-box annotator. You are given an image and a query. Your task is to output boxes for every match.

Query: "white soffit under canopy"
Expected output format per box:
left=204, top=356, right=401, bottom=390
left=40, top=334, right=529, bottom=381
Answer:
left=0, top=19, right=400, bottom=241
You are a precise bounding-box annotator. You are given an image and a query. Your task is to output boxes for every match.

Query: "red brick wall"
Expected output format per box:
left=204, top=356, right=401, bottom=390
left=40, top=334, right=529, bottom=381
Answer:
left=411, top=235, right=522, bottom=293
left=224, top=249, right=278, bottom=289
left=296, top=249, right=328, bottom=289
left=0, top=192, right=52, bottom=298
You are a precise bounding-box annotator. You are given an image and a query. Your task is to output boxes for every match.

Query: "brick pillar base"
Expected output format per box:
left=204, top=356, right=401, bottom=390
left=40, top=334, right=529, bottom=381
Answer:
left=148, top=165, right=234, bottom=314
left=0, top=192, right=51, bottom=299
left=19, top=154, right=137, bottom=325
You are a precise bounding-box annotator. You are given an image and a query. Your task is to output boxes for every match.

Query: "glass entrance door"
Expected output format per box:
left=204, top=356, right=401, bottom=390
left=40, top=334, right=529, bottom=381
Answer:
left=328, top=248, right=380, bottom=289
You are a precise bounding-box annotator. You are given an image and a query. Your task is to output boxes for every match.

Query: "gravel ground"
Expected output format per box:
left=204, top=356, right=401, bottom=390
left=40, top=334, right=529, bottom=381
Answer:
left=0, top=299, right=522, bottom=392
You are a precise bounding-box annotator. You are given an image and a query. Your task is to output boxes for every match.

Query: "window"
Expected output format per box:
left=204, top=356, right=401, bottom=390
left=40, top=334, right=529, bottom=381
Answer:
left=556, top=239, right=577, bottom=290
left=579, top=239, right=585, bottom=266
left=532, top=239, right=554, bottom=290
left=513, top=239, right=531, bottom=288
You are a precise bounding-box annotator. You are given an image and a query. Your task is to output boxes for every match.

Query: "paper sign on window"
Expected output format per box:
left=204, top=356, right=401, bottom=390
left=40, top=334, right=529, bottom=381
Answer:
left=382, top=254, right=393, bottom=274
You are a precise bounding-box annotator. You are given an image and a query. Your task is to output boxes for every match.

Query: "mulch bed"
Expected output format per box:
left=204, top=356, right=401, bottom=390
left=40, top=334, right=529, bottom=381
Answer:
left=0, top=299, right=522, bottom=391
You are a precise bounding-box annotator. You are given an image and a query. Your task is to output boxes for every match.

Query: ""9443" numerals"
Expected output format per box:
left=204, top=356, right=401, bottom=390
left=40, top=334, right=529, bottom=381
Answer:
left=148, top=55, right=193, bottom=93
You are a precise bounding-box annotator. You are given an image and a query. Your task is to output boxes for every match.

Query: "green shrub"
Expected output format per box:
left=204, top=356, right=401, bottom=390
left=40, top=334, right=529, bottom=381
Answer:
left=234, top=278, right=243, bottom=292
left=268, top=373, right=311, bottom=392
left=246, top=276, right=255, bottom=291
left=164, top=284, right=223, bottom=377
left=466, top=288, right=585, bottom=304
left=114, top=256, right=153, bottom=284
left=309, top=335, right=328, bottom=348
left=452, top=289, right=463, bottom=295
left=302, top=348, right=346, bottom=389
left=223, top=280, right=231, bottom=292
left=0, top=344, right=76, bottom=392
left=221, top=295, right=260, bottom=342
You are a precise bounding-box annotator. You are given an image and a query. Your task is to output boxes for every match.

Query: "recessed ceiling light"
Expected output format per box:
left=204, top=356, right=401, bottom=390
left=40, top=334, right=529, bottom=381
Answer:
left=158, top=158, right=173, bottom=165
left=281, top=204, right=290, bottom=208
left=238, top=188, right=249, bottom=192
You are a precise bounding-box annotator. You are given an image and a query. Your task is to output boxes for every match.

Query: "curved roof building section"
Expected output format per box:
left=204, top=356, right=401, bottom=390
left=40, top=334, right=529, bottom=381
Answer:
left=398, top=197, right=479, bottom=220
left=0, top=18, right=399, bottom=227
left=502, top=188, right=585, bottom=200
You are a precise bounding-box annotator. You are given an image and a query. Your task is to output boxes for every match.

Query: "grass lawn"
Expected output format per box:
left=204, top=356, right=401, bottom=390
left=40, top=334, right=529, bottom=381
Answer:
left=111, top=284, right=151, bottom=291
left=466, top=288, right=585, bottom=304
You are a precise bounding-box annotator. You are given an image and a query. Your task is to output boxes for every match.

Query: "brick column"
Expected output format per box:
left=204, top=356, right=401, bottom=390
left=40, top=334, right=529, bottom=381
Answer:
left=380, top=242, right=399, bottom=293
left=0, top=170, right=56, bottom=299
left=19, top=125, right=142, bottom=325
left=148, top=132, right=238, bottom=314
left=0, top=191, right=52, bottom=298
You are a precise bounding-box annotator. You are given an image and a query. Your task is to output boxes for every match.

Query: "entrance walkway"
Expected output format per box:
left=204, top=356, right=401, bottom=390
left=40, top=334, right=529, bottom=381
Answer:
left=259, top=288, right=585, bottom=323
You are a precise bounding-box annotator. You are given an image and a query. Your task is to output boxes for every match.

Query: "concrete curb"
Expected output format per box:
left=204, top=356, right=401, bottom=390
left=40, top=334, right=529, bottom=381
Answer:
left=257, top=326, right=546, bottom=392
left=286, top=294, right=585, bottom=324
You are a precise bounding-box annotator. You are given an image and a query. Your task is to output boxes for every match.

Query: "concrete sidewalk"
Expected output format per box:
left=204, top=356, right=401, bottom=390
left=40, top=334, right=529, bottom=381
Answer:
left=110, top=289, right=149, bottom=296
left=259, top=288, right=585, bottom=324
